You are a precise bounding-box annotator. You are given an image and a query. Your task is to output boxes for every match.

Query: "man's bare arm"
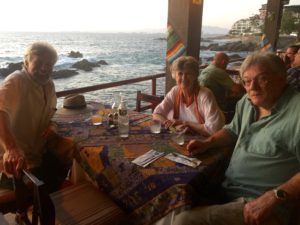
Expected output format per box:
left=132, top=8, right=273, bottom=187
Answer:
left=0, top=111, right=25, bottom=177
left=187, top=128, right=236, bottom=155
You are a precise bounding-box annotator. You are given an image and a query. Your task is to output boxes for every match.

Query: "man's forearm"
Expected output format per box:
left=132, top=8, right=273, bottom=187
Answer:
left=206, top=128, right=236, bottom=149
left=280, top=172, right=300, bottom=201
left=0, top=111, right=18, bottom=151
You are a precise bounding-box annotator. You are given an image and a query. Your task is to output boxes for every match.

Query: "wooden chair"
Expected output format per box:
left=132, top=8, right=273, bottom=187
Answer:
left=135, top=90, right=164, bottom=112
left=0, top=170, right=55, bottom=225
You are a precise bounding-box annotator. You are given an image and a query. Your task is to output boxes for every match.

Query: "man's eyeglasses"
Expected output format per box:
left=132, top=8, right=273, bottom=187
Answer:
left=241, top=74, right=270, bottom=88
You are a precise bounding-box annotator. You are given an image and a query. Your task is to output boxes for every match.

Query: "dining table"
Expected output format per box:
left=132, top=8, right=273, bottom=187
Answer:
left=52, top=102, right=233, bottom=225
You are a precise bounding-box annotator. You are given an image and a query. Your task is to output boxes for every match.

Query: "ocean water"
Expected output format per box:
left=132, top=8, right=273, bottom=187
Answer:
left=0, top=32, right=245, bottom=108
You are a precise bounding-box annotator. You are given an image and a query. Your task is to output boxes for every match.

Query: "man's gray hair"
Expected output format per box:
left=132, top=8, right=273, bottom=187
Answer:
left=23, top=41, right=58, bottom=69
left=240, top=51, right=287, bottom=78
left=171, top=56, right=199, bottom=79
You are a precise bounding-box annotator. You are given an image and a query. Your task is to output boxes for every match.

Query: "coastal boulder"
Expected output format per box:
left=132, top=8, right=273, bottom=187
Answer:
left=52, top=69, right=79, bottom=79
left=68, top=51, right=83, bottom=58
left=206, top=41, right=258, bottom=52
left=0, top=62, right=23, bottom=77
left=97, top=60, right=108, bottom=65
left=72, top=59, right=100, bottom=71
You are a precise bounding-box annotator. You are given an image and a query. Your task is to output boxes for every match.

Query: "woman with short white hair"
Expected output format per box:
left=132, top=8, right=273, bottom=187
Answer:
left=153, top=56, right=225, bottom=136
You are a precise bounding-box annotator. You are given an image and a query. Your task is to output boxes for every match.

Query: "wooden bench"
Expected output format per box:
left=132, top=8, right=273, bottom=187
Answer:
left=51, top=182, right=125, bottom=225
left=0, top=166, right=125, bottom=225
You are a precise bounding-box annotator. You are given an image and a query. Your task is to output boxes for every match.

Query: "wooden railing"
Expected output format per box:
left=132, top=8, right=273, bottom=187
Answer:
left=56, top=73, right=166, bottom=98
left=56, top=59, right=242, bottom=98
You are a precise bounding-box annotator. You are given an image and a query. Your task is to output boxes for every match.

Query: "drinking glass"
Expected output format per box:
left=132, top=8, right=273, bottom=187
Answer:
left=118, top=120, right=129, bottom=138
left=171, top=131, right=185, bottom=145
left=91, top=110, right=104, bottom=125
left=150, top=120, right=161, bottom=134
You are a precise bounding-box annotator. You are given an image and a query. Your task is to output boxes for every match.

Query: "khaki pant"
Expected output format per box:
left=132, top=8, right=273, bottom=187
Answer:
left=154, top=198, right=286, bottom=225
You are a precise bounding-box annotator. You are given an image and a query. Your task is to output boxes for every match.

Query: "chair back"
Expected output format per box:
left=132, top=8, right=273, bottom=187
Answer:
left=14, top=170, right=55, bottom=225
left=136, top=91, right=164, bottom=112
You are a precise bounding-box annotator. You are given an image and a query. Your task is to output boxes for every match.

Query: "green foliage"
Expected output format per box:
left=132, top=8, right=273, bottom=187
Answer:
left=280, top=11, right=296, bottom=34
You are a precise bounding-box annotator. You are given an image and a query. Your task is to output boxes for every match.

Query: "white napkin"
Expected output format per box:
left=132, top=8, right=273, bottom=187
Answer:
left=132, top=149, right=164, bottom=167
left=165, top=152, right=201, bottom=168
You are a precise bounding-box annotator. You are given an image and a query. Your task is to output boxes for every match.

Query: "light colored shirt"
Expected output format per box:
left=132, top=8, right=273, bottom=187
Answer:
left=223, top=87, right=300, bottom=199
left=199, top=64, right=234, bottom=111
left=154, top=86, right=224, bottom=135
left=0, top=69, right=57, bottom=168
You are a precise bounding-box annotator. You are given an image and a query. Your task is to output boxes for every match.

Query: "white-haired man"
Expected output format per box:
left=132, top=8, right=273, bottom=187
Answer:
left=0, top=42, right=71, bottom=223
left=155, top=52, right=300, bottom=225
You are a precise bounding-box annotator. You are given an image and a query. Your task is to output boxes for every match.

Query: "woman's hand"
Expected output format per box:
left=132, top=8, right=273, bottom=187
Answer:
left=164, top=119, right=183, bottom=129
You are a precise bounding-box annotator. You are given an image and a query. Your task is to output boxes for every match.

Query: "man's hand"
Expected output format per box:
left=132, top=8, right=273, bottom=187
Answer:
left=186, top=139, right=209, bottom=156
left=3, top=148, right=26, bottom=178
left=243, top=191, right=279, bottom=225
left=42, top=123, right=58, bottom=139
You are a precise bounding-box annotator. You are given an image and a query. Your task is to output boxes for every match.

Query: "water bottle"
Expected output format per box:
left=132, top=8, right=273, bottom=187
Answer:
left=111, top=93, right=120, bottom=126
left=118, top=96, right=129, bottom=138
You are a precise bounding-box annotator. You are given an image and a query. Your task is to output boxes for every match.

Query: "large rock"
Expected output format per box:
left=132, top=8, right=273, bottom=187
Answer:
left=205, top=41, right=258, bottom=52
left=97, top=60, right=108, bottom=65
left=52, top=69, right=78, bottom=79
left=68, top=51, right=83, bottom=58
left=71, top=59, right=100, bottom=71
left=0, top=62, right=23, bottom=77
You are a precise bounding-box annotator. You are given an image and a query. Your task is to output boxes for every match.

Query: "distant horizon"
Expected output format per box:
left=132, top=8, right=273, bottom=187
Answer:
left=0, top=25, right=229, bottom=34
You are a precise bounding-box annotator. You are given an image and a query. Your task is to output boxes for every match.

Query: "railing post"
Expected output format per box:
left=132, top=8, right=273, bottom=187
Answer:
left=151, top=78, right=157, bottom=96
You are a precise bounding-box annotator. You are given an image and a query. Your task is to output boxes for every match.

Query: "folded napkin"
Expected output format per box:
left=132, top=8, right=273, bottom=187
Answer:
left=132, top=149, right=164, bottom=167
left=165, top=152, right=201, bottom=168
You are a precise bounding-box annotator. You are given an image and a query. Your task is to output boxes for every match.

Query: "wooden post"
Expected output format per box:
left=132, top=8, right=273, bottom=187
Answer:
left=264, top=0, right=288, bottom=51
left=165, top=0, right=203, bottom=93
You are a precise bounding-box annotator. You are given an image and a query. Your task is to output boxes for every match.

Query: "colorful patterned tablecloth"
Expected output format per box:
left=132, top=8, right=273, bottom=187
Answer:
left=53, top=103, right=232, bottom=225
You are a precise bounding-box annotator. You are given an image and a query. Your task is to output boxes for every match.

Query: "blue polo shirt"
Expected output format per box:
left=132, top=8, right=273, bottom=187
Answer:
left=223, top=86, right=300, bottom=200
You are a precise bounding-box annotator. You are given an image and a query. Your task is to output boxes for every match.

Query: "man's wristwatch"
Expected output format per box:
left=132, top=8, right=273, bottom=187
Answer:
left=273, top=189, right=288, bottom=201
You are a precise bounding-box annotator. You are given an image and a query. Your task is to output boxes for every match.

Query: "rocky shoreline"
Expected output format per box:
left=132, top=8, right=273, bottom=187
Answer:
left=0, top=51, right=109, bottom=79
left=0, top=35, right=297, bottom=79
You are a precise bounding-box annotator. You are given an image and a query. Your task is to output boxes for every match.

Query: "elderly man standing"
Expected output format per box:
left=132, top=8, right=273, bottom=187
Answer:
left=155, top=52, right=300, bottom=225
left=199, top=52, right=244, bottom=116
left=0, top=42, right=71, bottom=223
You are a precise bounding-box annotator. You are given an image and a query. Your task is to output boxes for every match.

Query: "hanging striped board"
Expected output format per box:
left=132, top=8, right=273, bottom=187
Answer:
left=166, top=23, right=186, bottom=64
left=260, top=34, right=273, bottom=52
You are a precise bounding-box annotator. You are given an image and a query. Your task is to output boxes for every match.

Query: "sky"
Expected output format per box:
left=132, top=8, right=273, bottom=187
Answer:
left=0, top=0, right=299, bottom=32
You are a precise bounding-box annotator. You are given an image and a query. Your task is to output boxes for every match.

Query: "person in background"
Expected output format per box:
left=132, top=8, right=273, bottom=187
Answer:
left=0, top=42, right=72, bottom=223
left=287, top=48, right=300, bottom=92
left=155, top=52, right=300, bottom=225
left=284, top=45, right=300, bottom=69
left=153, top=56, right=224, bottom=137
left=199, top=52, right=244, bottom=116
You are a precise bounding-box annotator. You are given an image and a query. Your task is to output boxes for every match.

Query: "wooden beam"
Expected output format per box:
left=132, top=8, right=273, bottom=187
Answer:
left=264, top=0, right=287, bottom=51
left=165, top=0, right=203, bottom=93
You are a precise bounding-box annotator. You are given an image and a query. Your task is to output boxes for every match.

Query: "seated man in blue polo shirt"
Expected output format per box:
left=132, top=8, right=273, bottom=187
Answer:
left=154, top=52, right=300, bottom=225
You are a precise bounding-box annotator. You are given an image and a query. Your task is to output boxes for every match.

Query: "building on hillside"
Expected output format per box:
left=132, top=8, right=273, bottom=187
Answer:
left=229, top=16, right=263, bottom=36
left=229, top=19, right=251, bottom=35
left=259, top=4, right=267, bottom=20
left=284, top=5, right=300, bottom=23
left=229, top=3, right=300, bottom=36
